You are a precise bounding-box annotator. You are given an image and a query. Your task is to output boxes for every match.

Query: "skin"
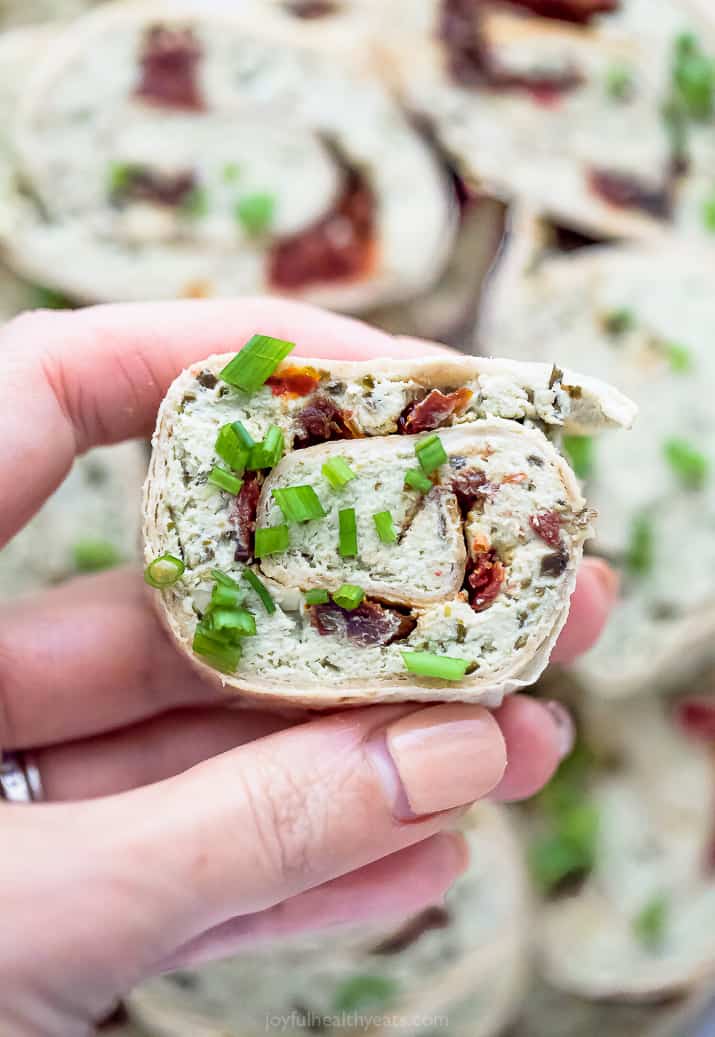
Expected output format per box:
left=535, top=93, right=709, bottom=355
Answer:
left=0, top=300, right=617, bottom=1036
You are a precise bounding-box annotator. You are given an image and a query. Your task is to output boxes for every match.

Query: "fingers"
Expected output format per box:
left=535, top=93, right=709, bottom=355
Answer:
left=81, top=703, right=505, bottom=972
left=551, top=557, right=619, bottom=665
left=489, top=696, right=572, bottom=802
left=0, top=301, right=449, bottom=545
left=161, top=833, right=468, bottom=972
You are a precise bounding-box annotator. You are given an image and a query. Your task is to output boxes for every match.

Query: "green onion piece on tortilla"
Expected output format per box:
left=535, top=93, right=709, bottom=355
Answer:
left=29, top=283, right=74, bottom=310
left=208, top=466, right=243, bottom=495
left=305, top=588, right=330, bottom=605
left=562, top=435, right=594, bottom=480
left=254, top=525, right=289, bottom=558
left=415, top=433, right=448, bottom=475
left=663, top=437, right=709, bottom=489
left=606, top=63, right=634, bottom=101
left=332, top=584, right=364, bottom=610
left=401, top=652, right=469, bottom=681
left=373, top=510, right=397, bottom=544
left=672, top=32, right=714, bottom=120
left=404, top=468, right=432, bottom=493
left=180, top=185, right=208, bottom=220
left=626, top=513, right=654, bottom=575
left=632, top=894, right=668, bottom=949
left=243, top=568, right=276, bottom=614
left=232, top=420, right=255, bottom=449
left=703, top=190, right=715, bottom=232
left=322, top=456, right=356, bottom=489
left=333, top=975, right=398, bottom=1015
left=215, top=424, right=250, bottom=474
left=209, top=607, right=256, bottom=638
left=193, top=623, right=242, bottom=673
left=220, top=334, right=294, bottom=393
left=664, top=341, right=692, bottom=372
left=223, top=162, right=241, bottom=183
left=248, top=425, right=284, bottom=470
left=235, top=193, right=276, bottom=236
left=144, top=553, right=185, bottom=588
left=73, top=538, right=120, bottom=573
left=211, top=581, right=246, bottom=610
left=602, top=307, right=635, bottom=336
left=338, top=508, right=358, bottom=558
left=272, top=485, right=326, bottom=524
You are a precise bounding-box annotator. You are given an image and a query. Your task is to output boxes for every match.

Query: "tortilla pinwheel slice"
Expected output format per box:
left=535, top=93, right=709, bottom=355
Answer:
left=143, top=347, right=634, bottom=708
left=483, top=219, right=715, bottom=697
left=387, top=0, right=715, bottom=242
left=4, top=0, right=455, bottom=311
left=128, top=803, right=531, bottom=1037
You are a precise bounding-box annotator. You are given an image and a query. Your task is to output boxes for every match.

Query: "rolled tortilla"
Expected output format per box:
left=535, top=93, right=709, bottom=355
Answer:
left=128, top=803, right=531, bottom=1037
left=387, top=0, right=715, bottom=241
left=482, top=219, right=715, bottom=697
left=143, top=348, right=634, bottom=708
left=5, top=0, right=455, bottom=311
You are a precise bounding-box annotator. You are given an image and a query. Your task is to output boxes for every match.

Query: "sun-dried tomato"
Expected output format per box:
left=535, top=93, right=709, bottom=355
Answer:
left=530, top=510, right=563, bottom=547
left=310, top=600, right=415, bottom=646
left=466, top=549, right=505, bottom=611
left=398, top=387, right=473, bottom=434
left=231, top=474, right=261, bottom=562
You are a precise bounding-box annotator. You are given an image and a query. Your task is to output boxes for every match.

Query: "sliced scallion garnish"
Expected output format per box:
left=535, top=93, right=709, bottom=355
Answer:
left=210, top=606, right=256, bottom=638
left=664, top=341, right=692, bottom=372
left=401, top=651, right=469, bottom=681
left=73, top=538, right=120, bottom=573
left=562, top=435, right=594, bottom=480
left=220, top=334, right=294, bottom=393
left=211, top=581, right=246, bottom=609
left=332, top=584, right=364, bottom=610
left=215, top=424, right=250, bottom=474
left=602, top=307, right=634, bottom=336
left=243, top=568, right=276, bottom=614
left=338, top=508, right=358, bottom=558
left=626, top=513, right=653, bottom=575
left=605, top=63, right=634, bottom=101
left=373, top=510, right=397, bottom=544
left=248, top=424, right=284, bottom=470
left=322, top=456, right=356, bottom=490
left=144, top=553, right=185, bottom=588
left=404, top=468, right=432, bottom=493
left=672, top=32, right=713, bottom=120
left=193, top=623, right=242, bottom=673
left=232, top=420, right=255, bottom=449
left=632, top=894, right=668, bottom=949
left=235, top=193, right=276, bottom=236
left=208, top=466, right=243, bottom=495
left=663, top=436, right=708, bottom=488
left=254, top=525, right=290, bottom=557
left=305, top=588, right=330, bottom=605
left=272, top=485, right=326, bottom=524
left=703, top=191, right=715, bottom=232
left=415, top=433, right=447, bottom=475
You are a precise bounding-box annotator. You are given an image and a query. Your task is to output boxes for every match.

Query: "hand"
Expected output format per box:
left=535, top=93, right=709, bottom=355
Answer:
left=0, top=300, right=617, bottom=1036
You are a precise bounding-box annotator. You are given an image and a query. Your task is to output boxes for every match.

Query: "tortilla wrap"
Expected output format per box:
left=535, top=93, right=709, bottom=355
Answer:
left=143, top=351, right=634, bottom=709
left=4, top=0, right=455, bottom=311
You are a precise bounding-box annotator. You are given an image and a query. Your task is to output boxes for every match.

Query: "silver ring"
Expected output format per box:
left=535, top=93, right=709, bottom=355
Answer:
left=0, top=750, right=44, bottom=803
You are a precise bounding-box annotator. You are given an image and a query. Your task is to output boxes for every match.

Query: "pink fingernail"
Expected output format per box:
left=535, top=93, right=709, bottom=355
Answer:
left=368, top=704, right=506, bottom=821
left=543, top=700, right=576, bottom=759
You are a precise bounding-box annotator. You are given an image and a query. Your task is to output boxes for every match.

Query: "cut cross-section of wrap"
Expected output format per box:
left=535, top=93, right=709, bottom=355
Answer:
left=144, top=347, right=634, bottom=708
left=6, top=0, right=455, bottom=309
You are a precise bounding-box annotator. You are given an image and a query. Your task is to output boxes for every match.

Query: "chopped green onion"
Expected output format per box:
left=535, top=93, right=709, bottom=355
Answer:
left=529, top=803, right=599, bottom=894
left=235, top=193, right=276, bottom=236
left=672, top=32, right=713, bottom=120
left=272, top=485, right=326, bottom=523
left=180, top=185, right=208, bottom=220
left=332, top=584, right=365, bottom=610
left=663, top=437, right=708, bottom=489
left=305, top=588, right=330, bottom=605
left=215, top=424, right=250, bottom=473
left=248, top=425, right=284, bottom=470
left=415, top=433, right=447, bottom=475
left=209, top=606, right=256, bottom=638
left=242, top=568, right=276, bottom=614
left=338, top=508, right=358, bottom=557
left=661, top=95, right=689, bottom=170
left=663, top=341, right=692, bottom=372
left=220, top=334, right=295, bottom=393
left=401, top=652, right=469, bottom=681
left=602, top=307, right=635, bottom=336
left=562, top=435, right=594, bottom=480
left=333, top=975, right=398, bottom=1015
left=223, top=161, right=241, bottom=183
left=232, top=420, right=255, bottom=449
left=626, top=513, right=654, bottom=575
left=144, top=553, right=185, bottom=588
left=208, top=466, right=243, bottom=495
left=107, top=160, right=140, bottom=199
left=211, top=581, right=246, bottom=609
left=29, top=283, right=73, bottom=310
left=211, top=568, right=239, bottom=587
left=73, top=538, right=120, bottom=573
left=404, top=468, right=433, bottom=493
left=373, top=510, right=397, bottom=544
left=193, top=622, right=242, bottom=674
left=704, top=190, right=715, bottom=232
left=605, top=63, right=634, bottom=101
left=254, top=525, right=290, bottom=557
left=632, top=894, right=668, bottom=950
left=322, top=456, right=356, bottom=490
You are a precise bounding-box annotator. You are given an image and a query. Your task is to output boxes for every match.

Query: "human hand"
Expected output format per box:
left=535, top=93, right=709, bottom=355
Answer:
left=0, top=300, right=617, bottom=1036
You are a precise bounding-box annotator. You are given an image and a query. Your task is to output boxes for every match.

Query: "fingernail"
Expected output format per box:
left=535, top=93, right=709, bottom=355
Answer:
left=368, top=704, right=506, bottom=821
left=543, top=700, right=575, bottom=759
left=586, top=557, right=620, bottom=604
